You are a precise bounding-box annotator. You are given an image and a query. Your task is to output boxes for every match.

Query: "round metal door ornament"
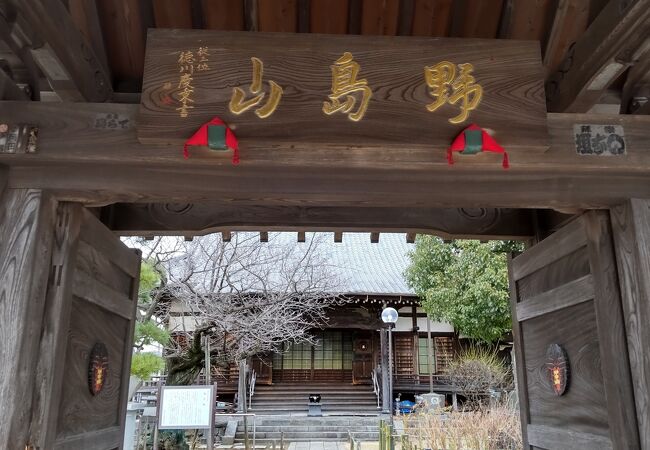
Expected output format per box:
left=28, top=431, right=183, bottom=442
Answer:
left=88, top=342, right=109, bottom=396
left=546, top=344, right=569, bottom=396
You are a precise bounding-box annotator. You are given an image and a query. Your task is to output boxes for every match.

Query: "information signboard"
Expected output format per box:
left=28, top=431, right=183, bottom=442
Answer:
left=158, top=385, right=216, bottom=430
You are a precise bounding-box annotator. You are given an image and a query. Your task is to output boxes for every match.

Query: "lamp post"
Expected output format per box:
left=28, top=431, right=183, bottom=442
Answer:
left=381, top=307, right=398, bottom=431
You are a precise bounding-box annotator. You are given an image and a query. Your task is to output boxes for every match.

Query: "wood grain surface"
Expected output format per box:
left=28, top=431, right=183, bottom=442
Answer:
left=586, top=211, right=640, bottom=449
left=511, top=213, right=642, bottom=449
left=611, top=200, right=650, bottom=449
left=137, top=30, right=547, bottom=153
left=104, top=203, right=535, bottom=239
left=30, top=203, right=83, bottom=449
left=0, top=189, right=56, bottom=450
left=523, top=301, right=609, bottom=437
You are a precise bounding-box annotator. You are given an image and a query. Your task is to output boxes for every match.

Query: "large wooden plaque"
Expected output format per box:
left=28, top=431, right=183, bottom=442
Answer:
left=138, top=30, right=547, bottom=160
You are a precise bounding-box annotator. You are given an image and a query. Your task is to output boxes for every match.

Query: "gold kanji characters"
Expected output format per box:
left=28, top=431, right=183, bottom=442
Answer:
left=197, top=46, right=210, bottom=71
left=323, top=52, right=372, bottom=122
left=177, top=50, right=196, bottom=117
left=178, top=50, right=195, bottom=73
left=424, top=61, right=483, bottom=124
left=229, top=57, right=283, bottom=119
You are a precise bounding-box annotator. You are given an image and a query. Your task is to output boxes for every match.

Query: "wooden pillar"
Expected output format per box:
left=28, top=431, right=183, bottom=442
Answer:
left=0, top=189, right=57, bottom=450
left=379, top=328, right=390, bottom=413
left=237, top=360, right=248, bottom=413
left=0, top=165, right=7, bottom=196
left=611, top=199, right=650, bottom=449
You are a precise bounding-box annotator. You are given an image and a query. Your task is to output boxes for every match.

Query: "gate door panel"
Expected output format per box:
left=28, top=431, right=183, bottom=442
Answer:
left=31, top=205, right=141, bottom=450
left=509, top=211, right=639, bottom=450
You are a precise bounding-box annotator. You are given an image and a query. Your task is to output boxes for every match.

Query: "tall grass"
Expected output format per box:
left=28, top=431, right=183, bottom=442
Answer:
left=401, top=405, right=522, bottom=450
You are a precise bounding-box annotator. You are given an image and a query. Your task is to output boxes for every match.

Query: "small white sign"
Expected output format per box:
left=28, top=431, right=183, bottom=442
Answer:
left=158, top=385, right=215, bottom=429
left=573, top=124, right=626, bottom=156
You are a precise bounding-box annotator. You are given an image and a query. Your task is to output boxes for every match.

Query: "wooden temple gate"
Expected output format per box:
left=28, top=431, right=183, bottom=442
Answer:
left=1, top=1, right=650, bottom=449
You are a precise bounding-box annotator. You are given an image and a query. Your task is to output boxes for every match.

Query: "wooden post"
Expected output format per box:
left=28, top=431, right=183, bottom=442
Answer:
left=611, top=199, right=650, bottom=449
left=0, top=164, right=7, bottom=197
left=0, top=189, right=56, bottom=450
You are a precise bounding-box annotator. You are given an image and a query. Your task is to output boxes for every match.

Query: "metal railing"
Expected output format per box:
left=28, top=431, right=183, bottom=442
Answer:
left=248, top=369, right=257, bottom=410
left=371, top=366, right=381, bottom=409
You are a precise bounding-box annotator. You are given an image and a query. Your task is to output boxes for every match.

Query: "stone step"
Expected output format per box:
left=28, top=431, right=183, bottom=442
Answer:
left=235, top=431, right=379, bottom=440
left=241, top=417, right=383, bottom=426
left=239, top=426, right=380, bottom=433
left=254, top=385, right=373, bottom=391
left=251, top=400, right=376, bottom=406
left=249, top=408, right=379, bottom=415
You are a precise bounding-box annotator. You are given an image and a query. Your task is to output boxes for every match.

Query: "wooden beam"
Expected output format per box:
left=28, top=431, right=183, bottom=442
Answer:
left=546, top=0, right=650, bottom=112
left=222, top=231, right=232, bottom=242
left=96, top=0, right=146, bottom=82
left=2, top=103, right=650, bottom=209
left=411, top=0, right=452, bottom=37
left=202, top=0, right=245, bottom=30
left=622, top=51, right=650, bottom=114
left=259, top=231, right=268, bottom=242
left=105, top=204, right=535, bottom=239
left=0, top=165, right=7, bottom=196
left=67, top=0, right=111, bottom=79
left=361, top=0, right=400, bottom=35
left=450, top=0, right=503, bottom=38
left=152, top=0, right=193, bottom=28
left=611, top=199, right=650, bottom=447
left=310, top=0, right=348, bottom=34
left=370, top=232, right=380, bottom=243
left=334, top=231, right=343, bottom=243
left=0, top=68, right=29, bottom=100
left=244, top=0, right=259, bottom=31
left=406, top=232, right=416, bottom=243
left=16, top=0, right=112, bottom=101
left=258, top=0, right=298, bottom=32
left=586, top=211, right=641, bottom=449
left=499, top=0, right=555, bottom=40
left=0, top=8, right=41, bottom=100
left=0, top=189, right=56, bottom=450
left=543, top=0, right=590, bottom=77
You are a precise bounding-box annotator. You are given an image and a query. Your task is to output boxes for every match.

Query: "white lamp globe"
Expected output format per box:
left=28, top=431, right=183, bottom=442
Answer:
left=381, top=307, right=399, bottom=324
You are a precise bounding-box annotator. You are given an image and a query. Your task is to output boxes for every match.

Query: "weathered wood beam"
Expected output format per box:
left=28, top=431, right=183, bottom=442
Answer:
left=202, top=0, right=245, bottom=30
left=152, top=0, right=193, bottom=28
left=546, top=0, right=650, bottom=112
left=103, top=203, right=536, bottom=239
left=67, top=0, right=111, bottom=80
left=1, top=102, right=650, bottom=209
left=611, top=199, right=650, bottom=448
left=622, top=51, right=650, bottom=114
left=0, top=6, right=41, bottom=100
left=543, top=0, right=590, bottom=77
left=0, top=67, right=29, bottom=100
left=411, top=0, right=452, bottom=37
left=0, top=189, right=57, bottom=450
left=95, top=0, right=146, bottom=82
left=0, top=164, right=7, bottom=196
left=498, top=0, right=555, bottom=40
left=16, top=0, right=112, bottom=101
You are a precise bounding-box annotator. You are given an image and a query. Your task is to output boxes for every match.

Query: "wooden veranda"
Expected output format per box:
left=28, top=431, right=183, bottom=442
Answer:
left=0, top=1, right=649, bottom=449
